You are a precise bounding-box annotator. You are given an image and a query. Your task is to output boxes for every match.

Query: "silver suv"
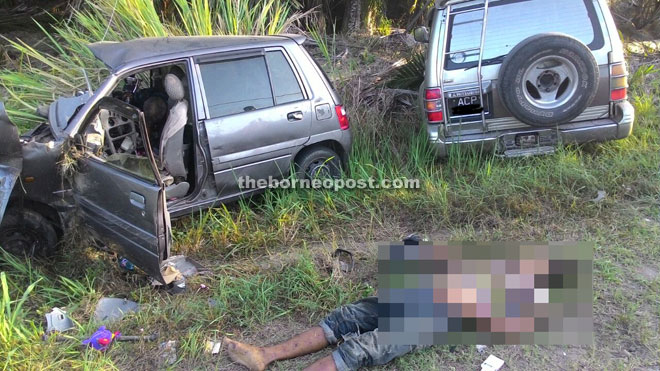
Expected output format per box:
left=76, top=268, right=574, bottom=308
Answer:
left=415, top=0, right=634, bottom=157
left=0, top=35, right=350, bottom=282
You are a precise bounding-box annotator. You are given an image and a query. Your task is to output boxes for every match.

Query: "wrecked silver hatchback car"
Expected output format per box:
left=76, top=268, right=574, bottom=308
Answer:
left=0, top=35, right=351, bottom=283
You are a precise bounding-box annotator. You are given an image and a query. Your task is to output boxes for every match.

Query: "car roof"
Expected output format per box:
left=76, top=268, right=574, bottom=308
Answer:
left=88, top=35, right=306, bottom=73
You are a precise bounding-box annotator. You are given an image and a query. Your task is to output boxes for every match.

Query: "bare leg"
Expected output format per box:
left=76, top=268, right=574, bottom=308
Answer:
left=224, top=327, right=329, bottom=371
left=303, top=355, right=338, bottom=371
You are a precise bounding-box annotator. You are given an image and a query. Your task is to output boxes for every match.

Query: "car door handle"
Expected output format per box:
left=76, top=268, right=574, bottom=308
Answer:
left=287, top=111, right=304, bottom=121
left=130, top=192, right=146, bottom=210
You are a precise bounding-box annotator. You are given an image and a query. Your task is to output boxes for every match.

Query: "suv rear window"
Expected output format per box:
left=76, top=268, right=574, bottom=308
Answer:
left=445, top=0, right=604, bottom=71
left=199, top=51, right=304, bottom=118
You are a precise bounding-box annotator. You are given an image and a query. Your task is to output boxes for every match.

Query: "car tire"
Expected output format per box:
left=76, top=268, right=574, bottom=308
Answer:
left=295, top=147, right=343, bottom=180
left=497, top=33, right=599, bottom=127
left=0, top=208, right=58, bottom=257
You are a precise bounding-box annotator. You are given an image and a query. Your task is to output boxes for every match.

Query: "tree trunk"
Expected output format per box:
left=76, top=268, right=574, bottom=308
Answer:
left=342, top=0, right=362, bottom=34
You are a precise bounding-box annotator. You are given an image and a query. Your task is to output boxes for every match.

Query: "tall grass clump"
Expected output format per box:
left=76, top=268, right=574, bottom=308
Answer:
left=0, top=0, right=302, bottom=128
left=0, top=272, right=41, bottom=369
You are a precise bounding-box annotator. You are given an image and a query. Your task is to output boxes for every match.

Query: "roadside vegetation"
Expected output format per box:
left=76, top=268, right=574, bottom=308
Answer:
left=1, top=0, right=659, bottom=369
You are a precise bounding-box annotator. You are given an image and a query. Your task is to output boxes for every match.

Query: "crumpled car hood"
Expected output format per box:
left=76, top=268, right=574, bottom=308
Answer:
left=0, top=102, right=23, bottom=224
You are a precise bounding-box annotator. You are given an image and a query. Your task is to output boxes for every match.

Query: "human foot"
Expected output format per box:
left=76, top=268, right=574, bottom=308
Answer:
left=223, top=337, right=269, bottom=371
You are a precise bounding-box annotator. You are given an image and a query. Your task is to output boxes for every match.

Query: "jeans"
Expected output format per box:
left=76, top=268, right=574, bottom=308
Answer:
left=319, top=297, right=420, bottom=371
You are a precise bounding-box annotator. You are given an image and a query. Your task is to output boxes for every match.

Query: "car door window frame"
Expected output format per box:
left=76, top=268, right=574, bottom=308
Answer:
left=194, top=47, right=309, bottom=120
left=82, top=98, right=161, bottom=185
left=79, top=59, right=199, bottom=186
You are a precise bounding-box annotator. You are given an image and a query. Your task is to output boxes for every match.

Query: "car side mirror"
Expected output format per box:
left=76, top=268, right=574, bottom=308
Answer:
left=414, top=27, right=430, bottom=43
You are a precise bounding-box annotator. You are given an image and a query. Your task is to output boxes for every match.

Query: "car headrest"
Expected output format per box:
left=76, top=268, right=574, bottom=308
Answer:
left=143, top=96, right=168, bottom=127
left=164, top=73, right=185, bottom=101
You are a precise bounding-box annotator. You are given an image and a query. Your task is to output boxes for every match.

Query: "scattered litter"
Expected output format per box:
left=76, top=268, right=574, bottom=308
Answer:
left=94, top=297, right=139, bottom=323
left=45, top=307, right=75, bottom=333
left=160, top=265, right=184, bottom=285
left=205, top=340, right=222, bottom=355
left=476, top=344, right=487, bottom=353
left=159, top=340, right=178, bottom=365
left=592, top=190, right=607, bottom=203
left=43, top=332, right=157, bottom=343
left=481, top=354, right=505, bottom=371
left=164, top=255, right=206, bottom=278
left=170, top=277, right=187, bottom=294
left=200, top=284, right=209, bottom=290
left=118, top=256, right=135, bottom=271
left=82, top=326, right=120, bottom=351
left=153, top=255, right=206, bottom=287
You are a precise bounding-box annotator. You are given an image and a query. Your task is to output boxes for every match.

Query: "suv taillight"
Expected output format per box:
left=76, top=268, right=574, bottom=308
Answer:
left=425, top=88, right=444, bottom=123
left=610, top=63, right=628, bottom=101
left=335, top=105, right=349, bottom=130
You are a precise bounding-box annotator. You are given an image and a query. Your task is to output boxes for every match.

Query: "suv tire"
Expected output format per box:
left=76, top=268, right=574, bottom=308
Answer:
left=0, top=208, right=58, bottom=257
left=295, top=147, right=343, bottom=180
left=498, top=33, right=599, bottom=127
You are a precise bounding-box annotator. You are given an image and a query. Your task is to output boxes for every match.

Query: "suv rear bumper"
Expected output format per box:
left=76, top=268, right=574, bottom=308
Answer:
left=429, top=101, right=635, bottom=157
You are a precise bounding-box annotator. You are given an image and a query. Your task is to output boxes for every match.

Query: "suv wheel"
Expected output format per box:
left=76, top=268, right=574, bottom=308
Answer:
left=295, top=147, right=342, bottom=180
left=0, top=208, right=58, bottom=257
left=498, top=33, right=599, bottom=127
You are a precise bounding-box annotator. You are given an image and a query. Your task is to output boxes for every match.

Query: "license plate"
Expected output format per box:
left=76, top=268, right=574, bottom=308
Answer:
left=447, top=89, right=487, bottom=116
left=516, top=134, right=539, bottom=147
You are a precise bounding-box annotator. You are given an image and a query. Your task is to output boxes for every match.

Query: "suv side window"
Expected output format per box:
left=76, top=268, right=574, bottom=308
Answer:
left=445, top=0, right=603, bottom=71
left=199, top=56, right=273, bottom=118
left=266, top=51, right=304, bottom=105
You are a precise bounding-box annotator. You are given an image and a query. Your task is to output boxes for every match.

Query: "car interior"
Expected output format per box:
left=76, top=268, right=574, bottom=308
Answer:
left=82, top=62, right=195, bottom=201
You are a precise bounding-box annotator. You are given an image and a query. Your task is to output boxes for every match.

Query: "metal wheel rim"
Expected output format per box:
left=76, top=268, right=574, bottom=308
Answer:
left=522, top=55, right=579, bottom=110
left=307, top=158, right=339, bottom=180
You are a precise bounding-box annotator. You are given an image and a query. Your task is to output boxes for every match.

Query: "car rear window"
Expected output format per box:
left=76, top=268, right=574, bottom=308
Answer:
left=266, top=51, right=304, bottom=105
left=198, top=51, right=305, bottom=119
left=445, top=0, right=604, bottom=71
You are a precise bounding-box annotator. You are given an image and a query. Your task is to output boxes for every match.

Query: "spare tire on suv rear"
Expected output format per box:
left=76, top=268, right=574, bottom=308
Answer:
left=497, top=33, right=599, bottom=127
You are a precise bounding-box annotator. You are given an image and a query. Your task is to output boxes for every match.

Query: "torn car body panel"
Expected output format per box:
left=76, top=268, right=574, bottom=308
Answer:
left=0, top=102, right=23, bottom=225
left=71, top=99, right=170, bottom=284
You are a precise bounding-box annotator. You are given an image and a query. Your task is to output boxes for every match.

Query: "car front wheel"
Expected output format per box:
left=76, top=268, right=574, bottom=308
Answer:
left=0, top=208, right=58, bottom=257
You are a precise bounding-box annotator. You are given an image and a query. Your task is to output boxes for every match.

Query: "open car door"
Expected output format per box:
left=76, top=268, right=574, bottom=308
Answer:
left=72, top=97, right=170, bottom=283
left=0, top=102, right=22, bottom=225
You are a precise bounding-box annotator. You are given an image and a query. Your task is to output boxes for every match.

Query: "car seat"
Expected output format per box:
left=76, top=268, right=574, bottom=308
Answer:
left=160, top=73, right=190, bottom=200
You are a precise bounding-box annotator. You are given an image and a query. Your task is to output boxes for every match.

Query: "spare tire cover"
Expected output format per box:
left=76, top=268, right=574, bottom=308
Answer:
left=497, top=33, right=599, bottom=127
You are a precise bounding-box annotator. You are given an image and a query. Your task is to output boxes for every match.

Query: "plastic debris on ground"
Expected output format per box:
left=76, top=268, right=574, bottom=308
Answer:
left=476, top=344, right=487, bottom=353
left=118, top=256, right=135, bottom=271
left=481, top=354, right=505, bottom=371
left=152, top=255, right=207, bottom=287
left=82, top=326, right=120, bottom=351
left=592, top=190, right=607, bottom=203
left=159, top=340, right=178, bottom=365
left=45, top=307, right=75, bottom=333
left=152, top=255, right=208, bottom=294
left=94, top=297, right=139, bottom=323
left=205, top=340, right=222, bottom=355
